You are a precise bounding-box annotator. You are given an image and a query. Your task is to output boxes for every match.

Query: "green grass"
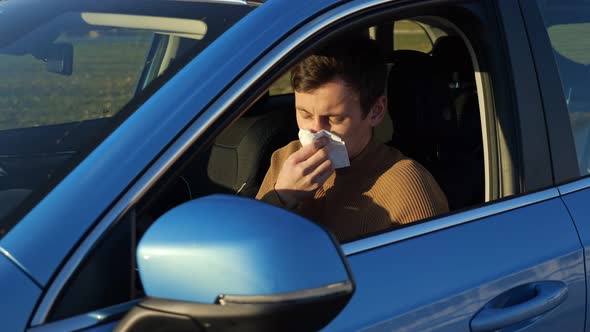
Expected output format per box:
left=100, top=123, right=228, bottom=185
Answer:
left=394, top=20, right=433, bottom=53
left=549, top=23, right=590, bottom=64
left=0, top=39, right=149, bottom=130
left=269, top=73, right=292, bottom=96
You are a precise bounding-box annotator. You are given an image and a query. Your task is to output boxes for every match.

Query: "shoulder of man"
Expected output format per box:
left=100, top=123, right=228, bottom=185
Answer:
left=373, top=145, right=441, bottom=196
left=374, top=149, right=450, bottom=218
left=381, top=152, right=436, bottom=185
left=271, top=140, right=302, bottom=163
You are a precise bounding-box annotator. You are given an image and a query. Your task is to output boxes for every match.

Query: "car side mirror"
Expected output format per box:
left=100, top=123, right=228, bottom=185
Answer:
left=115, top=195, right=354, bottom=332
left=45, top=43, right=73, bottom=75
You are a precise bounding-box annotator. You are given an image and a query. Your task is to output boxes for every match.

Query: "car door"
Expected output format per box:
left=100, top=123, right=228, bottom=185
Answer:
left=229, top=0, right=584, bottom=330
left=284, top=0, right=583, bottom=329
left=520, top=1, right=590, bottom=331
left=18, top=0, right=586, bottom=331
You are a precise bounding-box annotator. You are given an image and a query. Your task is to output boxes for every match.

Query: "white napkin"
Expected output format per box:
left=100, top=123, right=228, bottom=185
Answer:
left=298, top=129, right=350, bottom=169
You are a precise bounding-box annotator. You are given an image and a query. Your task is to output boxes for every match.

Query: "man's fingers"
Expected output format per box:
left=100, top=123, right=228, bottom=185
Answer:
left=310, top=158, right=334, bottom=186
left=300, top=146, right=330, bottom=174
left=290, top=137, right=329, bottom=163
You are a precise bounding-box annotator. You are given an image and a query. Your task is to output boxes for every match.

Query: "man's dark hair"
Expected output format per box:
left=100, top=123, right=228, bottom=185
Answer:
left=291, top=36, right=386, bottom=116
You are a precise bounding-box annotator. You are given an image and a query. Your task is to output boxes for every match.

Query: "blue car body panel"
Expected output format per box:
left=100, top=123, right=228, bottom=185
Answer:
left=0, top=253, right=41, bottom=332
left=0, top=0, right=341, bottom=286
left=559, top=187, right=590, bottom=332
left=325, top=198, right=585, bottom=331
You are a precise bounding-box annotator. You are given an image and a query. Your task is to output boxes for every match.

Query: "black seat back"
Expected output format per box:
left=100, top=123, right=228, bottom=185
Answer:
left=387, top=50, right=454, bottom=168
left=186, top=94, right=297, bottom=199
left=431, top=36, right=484, bottom=209
left=387, top=47, right=484, bottom=210
left=207, top=96, right=298, bottom=197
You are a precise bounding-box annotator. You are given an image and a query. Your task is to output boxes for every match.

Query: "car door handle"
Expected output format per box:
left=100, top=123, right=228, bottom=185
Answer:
left=470, top=281, right=568, bottom=332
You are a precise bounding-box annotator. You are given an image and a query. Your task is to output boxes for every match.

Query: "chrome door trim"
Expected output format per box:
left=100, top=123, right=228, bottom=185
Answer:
left=558, top=177, right=590, bottom=196
left=343, top=188, right=559, bottom=255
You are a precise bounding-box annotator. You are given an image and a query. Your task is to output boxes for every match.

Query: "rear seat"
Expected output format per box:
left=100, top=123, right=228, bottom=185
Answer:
left=387, top=41, right=484, bottom=210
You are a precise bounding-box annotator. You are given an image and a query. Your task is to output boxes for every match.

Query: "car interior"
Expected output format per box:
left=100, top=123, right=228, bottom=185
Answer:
left=138, top=17, right=486, bottom=225
left=24, top=14, right=490, bottom=321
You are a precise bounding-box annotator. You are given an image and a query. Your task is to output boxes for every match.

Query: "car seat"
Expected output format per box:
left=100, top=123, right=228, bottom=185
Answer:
left=431, top=36, right=484, bottom=209
left=186, top=94, right=298, bottom=199
left=148, top=94, right=297, bottom=220
left=387, top=46, right=484, bottom=210
left=387, top=49, right=453, bottom=171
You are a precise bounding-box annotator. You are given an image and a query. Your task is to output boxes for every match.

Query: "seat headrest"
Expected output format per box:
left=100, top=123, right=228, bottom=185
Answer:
left=431, top=36, right=474, bottom=84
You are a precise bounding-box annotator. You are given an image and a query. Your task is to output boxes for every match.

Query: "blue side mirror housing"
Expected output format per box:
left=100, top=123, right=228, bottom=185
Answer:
left=116, top=195, right=354, bottom=332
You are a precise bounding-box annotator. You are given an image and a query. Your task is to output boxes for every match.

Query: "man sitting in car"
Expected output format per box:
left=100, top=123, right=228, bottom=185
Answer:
left=256, top=36, right=448, bottom=242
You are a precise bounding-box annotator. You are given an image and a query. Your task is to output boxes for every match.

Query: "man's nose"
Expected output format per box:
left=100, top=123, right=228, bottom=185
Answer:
left=309, top=118, right=327, bottom=133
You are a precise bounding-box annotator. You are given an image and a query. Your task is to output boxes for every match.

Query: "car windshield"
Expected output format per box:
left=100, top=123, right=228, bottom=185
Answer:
left=0, top=0, right=255, bottom=235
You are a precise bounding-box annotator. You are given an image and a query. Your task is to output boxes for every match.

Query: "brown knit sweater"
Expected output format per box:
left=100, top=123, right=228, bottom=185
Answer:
left=256, top=139, right=449, bottom=242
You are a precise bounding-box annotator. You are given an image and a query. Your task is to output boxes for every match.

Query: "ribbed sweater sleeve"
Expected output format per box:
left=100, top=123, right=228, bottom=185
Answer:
left=255, top=141, right=301, bottom=208
left=376, top=159, right=448, bottom=224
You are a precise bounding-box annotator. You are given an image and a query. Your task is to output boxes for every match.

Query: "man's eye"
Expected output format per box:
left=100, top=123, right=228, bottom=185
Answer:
left=330, top=117, right=344, bottom=124
left=300, top=113, right=312, bottom=119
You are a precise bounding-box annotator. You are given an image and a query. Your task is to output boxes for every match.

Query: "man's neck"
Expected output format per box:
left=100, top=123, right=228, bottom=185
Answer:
left=350, top=133, right=373, bottom=161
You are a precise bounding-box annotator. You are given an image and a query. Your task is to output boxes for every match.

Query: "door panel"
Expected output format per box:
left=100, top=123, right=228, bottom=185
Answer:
left=325, top=197, right=585, bottom=331
left=560, top=185, right=590, bottom=332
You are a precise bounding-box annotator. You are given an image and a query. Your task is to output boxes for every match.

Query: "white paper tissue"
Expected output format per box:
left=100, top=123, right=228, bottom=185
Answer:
left=298, top=129, right=350, bottom=169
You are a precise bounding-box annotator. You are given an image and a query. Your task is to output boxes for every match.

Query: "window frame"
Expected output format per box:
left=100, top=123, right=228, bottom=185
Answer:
left=29, top=0, right=553, bottom=329
left=518, top=0, right=580, bottom=185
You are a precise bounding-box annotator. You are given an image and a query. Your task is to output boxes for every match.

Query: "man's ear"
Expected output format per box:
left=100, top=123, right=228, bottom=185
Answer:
left=368, top=95, right=387, bottom=127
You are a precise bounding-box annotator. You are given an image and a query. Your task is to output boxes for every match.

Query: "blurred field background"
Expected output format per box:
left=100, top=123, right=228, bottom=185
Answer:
left=2, top=20, right=588, bottom=131
left=0, top=36, right=149, bottom=130
left=548, top=23, right=590, bottom=64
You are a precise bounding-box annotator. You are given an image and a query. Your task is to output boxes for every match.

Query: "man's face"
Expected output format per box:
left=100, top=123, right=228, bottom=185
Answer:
left=295, top=78, right=385, bottom=159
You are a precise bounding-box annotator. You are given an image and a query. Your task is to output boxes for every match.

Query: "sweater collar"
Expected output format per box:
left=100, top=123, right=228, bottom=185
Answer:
left=338, top=137, right=380, bottom=173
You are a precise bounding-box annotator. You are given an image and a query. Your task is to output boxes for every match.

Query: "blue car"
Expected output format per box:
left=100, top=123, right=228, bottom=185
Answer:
left=2, top=0, right=590, bottom=331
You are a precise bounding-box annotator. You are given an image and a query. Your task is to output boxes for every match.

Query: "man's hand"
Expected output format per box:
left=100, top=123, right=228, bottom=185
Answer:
left=274, top=137, right=335, bottom=208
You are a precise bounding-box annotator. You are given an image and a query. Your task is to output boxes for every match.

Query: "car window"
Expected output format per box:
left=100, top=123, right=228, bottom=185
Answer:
left=0, top=30, right=150, bottom=130
left=393, top=20, right=435, bottom=53
left=269, top=72, right=293, bottom=96
left=0, top=0, right=254, bottom=236
left=535, top=1, right=590, bottom=175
